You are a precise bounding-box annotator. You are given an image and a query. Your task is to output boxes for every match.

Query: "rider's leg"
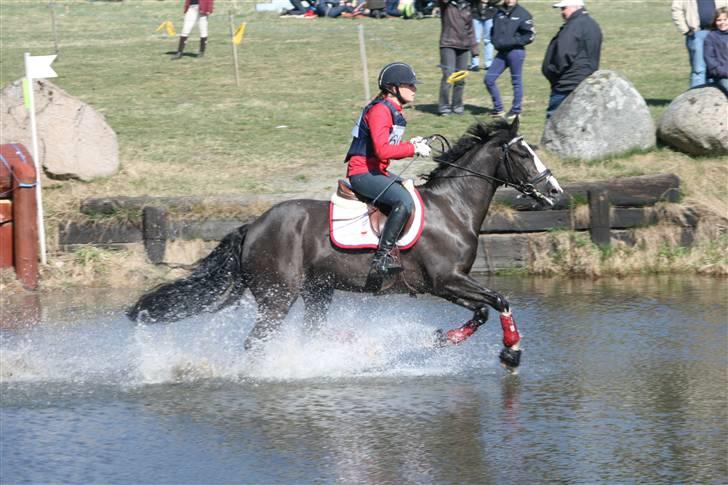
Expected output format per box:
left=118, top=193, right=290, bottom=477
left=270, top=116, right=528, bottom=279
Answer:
left=349, top=172, right=414, bottom=275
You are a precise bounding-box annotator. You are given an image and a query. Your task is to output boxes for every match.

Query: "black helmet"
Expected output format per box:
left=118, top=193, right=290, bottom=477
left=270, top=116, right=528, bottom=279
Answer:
left=377, top=62, right=421, bottom=91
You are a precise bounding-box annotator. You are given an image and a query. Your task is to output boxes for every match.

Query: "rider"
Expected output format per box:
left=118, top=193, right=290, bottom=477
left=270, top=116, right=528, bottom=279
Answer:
left=345, top=62, right=432, bottom=278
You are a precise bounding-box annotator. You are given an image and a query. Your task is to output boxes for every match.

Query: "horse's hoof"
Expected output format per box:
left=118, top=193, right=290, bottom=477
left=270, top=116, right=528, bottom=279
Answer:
left=499, top=347, right=521, bottom=369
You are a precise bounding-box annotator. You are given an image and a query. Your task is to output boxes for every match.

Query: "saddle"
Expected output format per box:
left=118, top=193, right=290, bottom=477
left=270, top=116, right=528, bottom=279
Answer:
left=329, top=179, right=425, bottom=250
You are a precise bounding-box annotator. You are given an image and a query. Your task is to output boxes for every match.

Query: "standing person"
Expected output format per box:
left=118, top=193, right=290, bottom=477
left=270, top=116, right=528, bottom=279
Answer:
left=704, top=7, right=728, bottom=94
left=172, top=0, right=214, bottom=60
left=470, top=0, right=502, bottom=71
left=345, top=63, right=431, bottom=279
left=438, top=0, right=478, bottom=116
left=541, top=0, right=602, bottom=118
left=483, top=0, right=534, bottom=118
left=672, top=0, right=728, bottom=88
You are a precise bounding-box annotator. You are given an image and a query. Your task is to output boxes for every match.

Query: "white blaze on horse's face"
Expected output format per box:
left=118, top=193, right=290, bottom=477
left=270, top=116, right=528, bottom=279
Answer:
left=512, top=137, right=564, bottom=207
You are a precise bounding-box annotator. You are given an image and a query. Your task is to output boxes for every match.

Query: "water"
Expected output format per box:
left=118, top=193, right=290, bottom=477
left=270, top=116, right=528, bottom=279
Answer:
left=1, top=276, right=726, bottom=483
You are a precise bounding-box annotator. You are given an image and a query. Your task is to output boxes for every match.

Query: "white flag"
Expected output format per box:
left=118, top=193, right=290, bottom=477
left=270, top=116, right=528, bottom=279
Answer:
left=26, top=54, right=57, bottom=79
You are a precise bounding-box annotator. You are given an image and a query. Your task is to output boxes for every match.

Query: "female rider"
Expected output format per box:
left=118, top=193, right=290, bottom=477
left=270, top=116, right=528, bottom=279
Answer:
left=344, top=62, right=432, bottom=279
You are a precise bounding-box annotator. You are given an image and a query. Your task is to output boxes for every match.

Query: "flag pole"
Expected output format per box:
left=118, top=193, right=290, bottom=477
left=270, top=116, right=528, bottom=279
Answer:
left=229, top=11, right=241, bottom=87
left=24, top=52, right=48, bottom=265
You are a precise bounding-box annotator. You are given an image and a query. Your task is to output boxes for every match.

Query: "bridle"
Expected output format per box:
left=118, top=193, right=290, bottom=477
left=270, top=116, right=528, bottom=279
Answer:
left=426, top=134, right=554, bottom=204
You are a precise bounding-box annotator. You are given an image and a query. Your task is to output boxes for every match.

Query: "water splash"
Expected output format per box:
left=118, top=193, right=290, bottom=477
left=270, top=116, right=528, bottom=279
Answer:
left=1, top=293, right=499, bottom=386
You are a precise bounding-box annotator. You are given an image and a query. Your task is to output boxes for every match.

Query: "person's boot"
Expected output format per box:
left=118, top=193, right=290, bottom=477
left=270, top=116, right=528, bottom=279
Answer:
left=171, top=36, right=187, bottom=60
left=198, top=37, right=207, bottom=58
left=369, top=202, right=410, bottom=277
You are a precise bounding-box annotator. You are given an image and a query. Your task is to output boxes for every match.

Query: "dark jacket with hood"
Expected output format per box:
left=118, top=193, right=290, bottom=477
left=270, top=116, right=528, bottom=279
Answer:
left=491, top=3, right=535, bottom=51
left=704, top=29, right=728, bottom=79
left=541, top=8, right=602, bottom=92
left=439, top=0, right=478, bottom=54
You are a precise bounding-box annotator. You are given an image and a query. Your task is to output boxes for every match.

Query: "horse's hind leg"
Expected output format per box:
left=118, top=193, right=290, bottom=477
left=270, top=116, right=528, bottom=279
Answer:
left=301, top=282, right=334, bottom=335
left=244, top=290, right=297, bottom=351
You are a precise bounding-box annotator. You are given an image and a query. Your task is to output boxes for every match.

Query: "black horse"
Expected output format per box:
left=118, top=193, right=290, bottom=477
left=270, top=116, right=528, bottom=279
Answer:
left=128, top=118, right=563, bottom=368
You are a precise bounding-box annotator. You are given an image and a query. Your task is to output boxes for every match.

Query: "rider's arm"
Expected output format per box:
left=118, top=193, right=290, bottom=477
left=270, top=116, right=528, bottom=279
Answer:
left=365, top=102, right=416, bottom=161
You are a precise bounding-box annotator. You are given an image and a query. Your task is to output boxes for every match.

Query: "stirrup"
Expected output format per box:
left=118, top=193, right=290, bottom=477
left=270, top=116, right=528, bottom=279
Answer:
left=371, top=250, right=402, bottom=275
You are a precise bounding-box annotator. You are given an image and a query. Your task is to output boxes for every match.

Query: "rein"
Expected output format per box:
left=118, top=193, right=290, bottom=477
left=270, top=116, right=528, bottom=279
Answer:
left=427, top=134, right=552, bottom=199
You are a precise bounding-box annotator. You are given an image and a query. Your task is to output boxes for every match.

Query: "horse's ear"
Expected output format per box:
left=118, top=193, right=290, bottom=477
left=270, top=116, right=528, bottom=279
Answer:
left=509, top=115, right=520, bottom=135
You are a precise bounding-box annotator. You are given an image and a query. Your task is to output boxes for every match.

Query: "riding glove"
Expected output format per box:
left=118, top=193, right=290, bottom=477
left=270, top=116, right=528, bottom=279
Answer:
left=413, top=140, right=432, bottom=158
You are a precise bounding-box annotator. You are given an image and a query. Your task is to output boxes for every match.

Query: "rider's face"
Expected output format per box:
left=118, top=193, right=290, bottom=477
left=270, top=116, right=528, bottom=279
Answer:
left=398, top=84, right=417, bottom=104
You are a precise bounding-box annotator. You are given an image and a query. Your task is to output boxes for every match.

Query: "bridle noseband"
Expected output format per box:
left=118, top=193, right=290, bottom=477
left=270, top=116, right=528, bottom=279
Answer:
left=427, top=134, right=554, bottom=203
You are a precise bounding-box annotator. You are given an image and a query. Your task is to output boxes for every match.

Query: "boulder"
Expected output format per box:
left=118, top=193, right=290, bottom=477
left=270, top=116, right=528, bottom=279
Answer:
left=657, top=86, right=728, bottom=156
left=541, top=70, right=656, bottom=160
left=0, top=79, right=119, bottom=181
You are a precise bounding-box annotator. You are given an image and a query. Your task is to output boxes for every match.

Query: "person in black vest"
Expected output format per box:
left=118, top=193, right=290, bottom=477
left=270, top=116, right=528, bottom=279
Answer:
left=483, top=0, right=534, bottom=118
left=345, top=63, right=431, bottom=278
left=541, top=0, right=602, bottom=118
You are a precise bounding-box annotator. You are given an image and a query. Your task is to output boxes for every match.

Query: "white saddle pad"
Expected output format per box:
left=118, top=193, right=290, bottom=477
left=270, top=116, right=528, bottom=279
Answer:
left=329, top=179, right=425, bottom=250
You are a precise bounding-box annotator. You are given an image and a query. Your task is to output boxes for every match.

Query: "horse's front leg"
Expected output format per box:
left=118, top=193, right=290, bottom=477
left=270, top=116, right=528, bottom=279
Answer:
left=434, top=272, right=522, bottom=369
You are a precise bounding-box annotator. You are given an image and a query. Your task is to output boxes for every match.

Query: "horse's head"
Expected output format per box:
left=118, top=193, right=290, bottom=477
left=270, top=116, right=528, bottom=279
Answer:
left=427, top=118, right=563, bottom=207
left=493, top=117, right=563, bottom=208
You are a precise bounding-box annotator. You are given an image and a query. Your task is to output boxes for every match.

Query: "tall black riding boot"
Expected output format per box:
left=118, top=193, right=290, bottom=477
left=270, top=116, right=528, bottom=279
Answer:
left=370, top=202, right=410, bottom=277
left=171, top=36, right=187, bottom=60
left=198, top=37, right=207, bottom=58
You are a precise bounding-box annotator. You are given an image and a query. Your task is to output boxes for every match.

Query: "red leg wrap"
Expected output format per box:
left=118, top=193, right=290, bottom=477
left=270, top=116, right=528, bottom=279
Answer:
left=446, top=319, right=479, bottom=345
left=500, top=312, right=520, bottom=348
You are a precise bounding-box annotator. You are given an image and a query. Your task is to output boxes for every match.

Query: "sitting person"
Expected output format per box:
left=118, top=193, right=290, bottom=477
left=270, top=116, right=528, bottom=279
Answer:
left=315, top=0, right=356, bottom=16
left=704, top=7, right=728, bottom=95
left=344, top=62, right=431, bottom=278
left=281, top=0, right=314, bottom=15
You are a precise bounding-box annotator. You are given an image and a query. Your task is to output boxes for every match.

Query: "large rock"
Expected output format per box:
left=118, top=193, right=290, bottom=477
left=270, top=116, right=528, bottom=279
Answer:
left=0, top=79, right=119, bottom=181
left=541, top=70, right=656, bottom=160
left=657, top=87, right=728, bottom=156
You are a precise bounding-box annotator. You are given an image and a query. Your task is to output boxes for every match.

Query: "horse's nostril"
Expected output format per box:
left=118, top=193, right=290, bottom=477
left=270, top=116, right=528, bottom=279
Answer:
left=550, top=188, right=560, bottom=195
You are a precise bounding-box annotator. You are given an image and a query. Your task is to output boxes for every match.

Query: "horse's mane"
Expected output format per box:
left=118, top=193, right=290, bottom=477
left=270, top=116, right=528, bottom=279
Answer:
left=423, top=118, right=512, bottom=183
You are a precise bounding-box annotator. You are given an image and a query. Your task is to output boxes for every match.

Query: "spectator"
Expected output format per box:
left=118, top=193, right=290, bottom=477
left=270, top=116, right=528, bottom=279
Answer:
left=281, top=0, right=314, bottom=16
left=438, top=0, right=478, bottom=116
left=470, top=0, right=501, bottom=71
left=483, top=0, right=534, bottom=118
left=672, top=0, right=728, bottom=88
left=172, top=0, right=214, bottom=60
left=344, top=63, right=431, bottom=279
left=704, top=7, right=728, bottom=94
left=315, top=0, right=356, bottom=17
left=541, top=0, right=602, bottom=118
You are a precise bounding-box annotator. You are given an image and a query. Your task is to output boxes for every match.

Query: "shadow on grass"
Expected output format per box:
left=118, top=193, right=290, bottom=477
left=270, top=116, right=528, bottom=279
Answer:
left=645, top=98, right=672, bottom=107
left=414, top=103, right=496, bottom=117
left=164, top=51, right=199, bottom=59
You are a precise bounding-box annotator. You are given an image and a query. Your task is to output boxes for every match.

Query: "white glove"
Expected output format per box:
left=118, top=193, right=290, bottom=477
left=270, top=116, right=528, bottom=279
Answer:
left=409, top=136, right=424, bottom=144
left=413, top=140, right=431, bottom=158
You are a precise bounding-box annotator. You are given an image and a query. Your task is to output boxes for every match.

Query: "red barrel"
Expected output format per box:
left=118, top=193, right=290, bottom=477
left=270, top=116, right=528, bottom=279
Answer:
left=0, top=143, right=39, bottom=290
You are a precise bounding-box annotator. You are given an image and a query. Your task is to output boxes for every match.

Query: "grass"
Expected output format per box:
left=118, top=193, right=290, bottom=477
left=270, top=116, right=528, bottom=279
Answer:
left=0, top=0, right=726, bottom=287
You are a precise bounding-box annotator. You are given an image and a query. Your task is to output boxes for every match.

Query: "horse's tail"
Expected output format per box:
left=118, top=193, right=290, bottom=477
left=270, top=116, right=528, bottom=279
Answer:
left=127, top=224, right=249, bottom=323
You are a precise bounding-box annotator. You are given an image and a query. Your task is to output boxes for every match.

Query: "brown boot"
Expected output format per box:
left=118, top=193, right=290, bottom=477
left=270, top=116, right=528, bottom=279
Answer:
left=171, top=36, right=187, bottom=60
left=198, top=37, right=207, bottom=58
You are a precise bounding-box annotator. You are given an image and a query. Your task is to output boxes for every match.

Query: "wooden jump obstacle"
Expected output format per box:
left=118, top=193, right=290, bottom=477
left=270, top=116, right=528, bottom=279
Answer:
left=0, top=143, right=39, bottom=290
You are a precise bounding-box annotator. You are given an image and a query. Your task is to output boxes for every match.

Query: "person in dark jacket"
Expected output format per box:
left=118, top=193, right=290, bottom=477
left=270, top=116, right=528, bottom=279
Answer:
left=470, top=0, right=502, bottom=71
left=172, top=0, right=214, bottom=60
left=541, top=0, right=602, bottom=118
left=483, top=0, right=534, bottom=118
left=438, top=0, right=478, bottom=116
left=704, top=7, right=728, bottom=94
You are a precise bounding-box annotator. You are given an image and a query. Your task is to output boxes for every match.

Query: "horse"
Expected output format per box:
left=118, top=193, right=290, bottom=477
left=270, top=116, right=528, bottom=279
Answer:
left=128, top=117, right=563, bottom=369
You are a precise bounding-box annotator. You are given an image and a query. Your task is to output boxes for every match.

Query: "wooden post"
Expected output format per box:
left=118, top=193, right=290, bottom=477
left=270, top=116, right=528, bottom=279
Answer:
left=588, top=189, right=611, bottom=247
left=143, top=206, right=168, bottom=264
left=228, top=11, right=241, bottom=87
left=358, top=24, right=370, bottom=103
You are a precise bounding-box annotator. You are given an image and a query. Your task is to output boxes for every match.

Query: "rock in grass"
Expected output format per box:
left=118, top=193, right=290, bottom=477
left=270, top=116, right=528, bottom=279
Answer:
left=657, top=86, right=728, bottom=157
left=541, top=70, right=656, bottom=161
left=0, top=79, right=119, bottom=181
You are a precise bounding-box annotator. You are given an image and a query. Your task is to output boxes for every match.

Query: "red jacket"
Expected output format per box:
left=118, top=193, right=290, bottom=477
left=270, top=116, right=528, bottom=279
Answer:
left=184, top=0, right=214, bottom=14
left=346, top=100, right=416, bottom=177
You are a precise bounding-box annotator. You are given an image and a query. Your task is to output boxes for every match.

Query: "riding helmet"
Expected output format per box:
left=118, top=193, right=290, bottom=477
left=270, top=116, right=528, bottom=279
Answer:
left=377, top=62, right=421, bottom=91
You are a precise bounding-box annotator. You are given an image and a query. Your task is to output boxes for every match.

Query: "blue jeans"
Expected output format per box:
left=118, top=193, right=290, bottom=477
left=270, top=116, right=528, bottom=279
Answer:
left=484, top=48, right=525, bottom=114
left=686, top=30, right=710, bottom=88
left=472, top=18, right=494, bottom=69
left=546, top=89, right=571, bottom=119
